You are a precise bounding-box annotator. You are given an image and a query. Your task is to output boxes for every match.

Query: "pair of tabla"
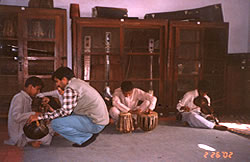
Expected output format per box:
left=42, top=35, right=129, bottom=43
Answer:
left=116, top=111, right=158, bottom=133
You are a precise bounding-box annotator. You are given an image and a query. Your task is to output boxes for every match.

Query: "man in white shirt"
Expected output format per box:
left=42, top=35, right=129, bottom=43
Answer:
left=109, top=81, right=157, bottom=121
left=176, top=80, right=227, bottom=130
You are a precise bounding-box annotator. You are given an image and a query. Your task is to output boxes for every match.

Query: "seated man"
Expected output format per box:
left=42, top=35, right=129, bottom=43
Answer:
left=109, top=81, right=157, bottom=122
left=176, top=80, right=227, bottom=130
left=4, top=76, right=53, bottom=148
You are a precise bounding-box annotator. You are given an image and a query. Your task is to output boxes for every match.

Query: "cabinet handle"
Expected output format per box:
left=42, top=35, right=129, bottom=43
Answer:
left=18, top=61, right=22, bottom=71
left=17, top=56, right=23, bottom=71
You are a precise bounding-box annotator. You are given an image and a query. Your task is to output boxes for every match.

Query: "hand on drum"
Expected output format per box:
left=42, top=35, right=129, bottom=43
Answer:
left=42, top=97, right=50, bottom=104
left=27, top=112, right=41, bottom=124
left=129, top=108, right=142, bottom=114
left=206, top=114, right=215, bottom=120
left=180, top=106, right=190, bottom=112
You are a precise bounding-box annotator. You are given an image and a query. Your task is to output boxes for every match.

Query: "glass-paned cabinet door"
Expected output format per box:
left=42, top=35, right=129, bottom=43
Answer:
left=28, top=19, right=55, bottom=39
left=0, top=13, right=19, bottom=116
left=174, top=28, right=201, bottom=102
left=124, top=28, right=160, bottom=53
left=80, top=26, right=121, bottom=93
left=21, top=16, right=59, bottom=91
left=203, top=28, right=227, bottom=59
left=124, top=27, right=161, bottom=95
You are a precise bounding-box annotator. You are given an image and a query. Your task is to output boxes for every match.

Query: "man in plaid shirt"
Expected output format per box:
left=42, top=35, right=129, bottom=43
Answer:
left=28, top=67, right=109, bottom=147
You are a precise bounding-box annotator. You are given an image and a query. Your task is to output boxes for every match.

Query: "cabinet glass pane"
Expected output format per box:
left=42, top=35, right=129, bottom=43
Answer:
left=124, top=28, right=160, bottom=53
left=109, top=55, right=122, bottom=81
left=0, top=57, right=18, bottom=75
left=177, top=77, right=197, bottom=100
left=177, top=61, right=200, bottom=75
left=28, top=41, right=55, bottom=57
left=203, top=28, right=227, bottom=58
left=204, top=43, right=226, bottom=58
left=0, top=76, right=18, bottom=95
left=85, top=55, right=105, bottom=80
left=81, top=27, right=120, bottom=53
left=133, top=80, right=159, bottom=97
left=179, top=29, right=200, bottom=41
left=177, top=43, right=200, bottom=59
left=0, top=40, right=18, bottom=58
left=204, top=28, right=226, bottom=42
left=28, top=60, right=54, bottom=75
left=41, top=78, right=56, bottom=92
left=204, top=76, right=224, bottom=107
left=125, top=55, right=160, bottom=79
left=28, top=19, right=55, bottom=39
left=0, top=40, right=18, bottom=75
left=0, top=15, right=17, bottom=38
left=203, top=60, right=225, bottom=75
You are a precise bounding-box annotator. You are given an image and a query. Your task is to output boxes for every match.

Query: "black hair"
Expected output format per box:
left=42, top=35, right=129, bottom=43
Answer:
left=25, top=76, right=44, bottom=88
left=121, top=81, right=134, bottom=92
left=198, top=80, right=210, bottom=93
left=52, top=67, right=75, bottom=81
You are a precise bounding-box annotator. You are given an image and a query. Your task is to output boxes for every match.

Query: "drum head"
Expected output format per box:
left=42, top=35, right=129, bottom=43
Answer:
left=23, top=121, right=49, bottom=140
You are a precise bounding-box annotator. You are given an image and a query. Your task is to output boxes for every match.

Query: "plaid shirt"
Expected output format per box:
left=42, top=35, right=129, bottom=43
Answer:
left=38, top=87, right=78, bottom=120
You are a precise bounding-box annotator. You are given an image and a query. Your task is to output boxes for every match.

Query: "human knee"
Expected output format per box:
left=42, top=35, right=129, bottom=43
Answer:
left=51, top=118, right=63, bottom=131
left=109, top=107, right=120, bottom=120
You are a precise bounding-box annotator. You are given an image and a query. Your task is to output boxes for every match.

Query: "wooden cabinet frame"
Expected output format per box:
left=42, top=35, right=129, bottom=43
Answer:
left=72, top=18, right=168, bottom=106
left=0, top=5, right=67, bottom=117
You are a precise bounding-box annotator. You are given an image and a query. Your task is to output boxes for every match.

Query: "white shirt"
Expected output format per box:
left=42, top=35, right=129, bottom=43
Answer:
left=37, top=90, right=63, bottom=105
left=112, top=88, right=157, bottom=112
left=176, top=89, right=210, bottom=113
left=4, top=90, right=35, bottom=147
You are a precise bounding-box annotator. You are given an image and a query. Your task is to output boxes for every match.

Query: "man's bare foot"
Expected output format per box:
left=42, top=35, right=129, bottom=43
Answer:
left=30, top=141, right=41, bottom=148
left=214, top=125, right=228, bottom=131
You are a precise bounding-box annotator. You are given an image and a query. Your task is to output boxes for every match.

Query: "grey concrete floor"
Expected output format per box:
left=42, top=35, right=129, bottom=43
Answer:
left=23, top=120, right=250, bottom=162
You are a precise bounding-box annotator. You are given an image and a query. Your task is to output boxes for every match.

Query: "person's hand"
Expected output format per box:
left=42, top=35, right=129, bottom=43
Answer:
left=42, top=103, right=54, bottom=112
left=180, top=106, right=190, bottom=112
left=145, top=109, right=152, bottom=114
left=42, top=97, right=50, bottom=105
left=129, top=109, right=142, bottom=114
left=206, top=114, right=215, bottom=120
left=27, top=112, right=41, bottom=124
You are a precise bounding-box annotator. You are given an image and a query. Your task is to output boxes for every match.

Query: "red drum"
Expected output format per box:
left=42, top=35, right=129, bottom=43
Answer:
left=116, top=112, right=134, bottom=133
left=137, top=111, right=158, bottom=131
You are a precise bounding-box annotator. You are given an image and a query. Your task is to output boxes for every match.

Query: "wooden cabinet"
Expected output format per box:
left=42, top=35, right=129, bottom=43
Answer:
left=0, top=5, right=67, bottom=117
left=226, top=53, right=250, bottom=114
left=72, top=18, right=168, bottom=106
left=72, top=18, right=229, bottom=114
left=167, top=21, right=229, bottom=112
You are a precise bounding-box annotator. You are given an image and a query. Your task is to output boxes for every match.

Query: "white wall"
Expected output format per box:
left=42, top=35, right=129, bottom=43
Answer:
left=1, top=0, right=249, bottom=68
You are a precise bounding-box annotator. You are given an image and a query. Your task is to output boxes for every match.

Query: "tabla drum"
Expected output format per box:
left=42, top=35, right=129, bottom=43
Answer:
left=116, top=112, right=134, bottom=133
left=137, top=111, right=158, bottom=131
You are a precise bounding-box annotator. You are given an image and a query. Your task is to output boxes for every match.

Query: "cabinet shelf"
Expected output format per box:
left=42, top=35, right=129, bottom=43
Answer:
left=0, top=74, right=17, bottom=77
left=0, top=37, right=18, bottom=41
left=27, top=38, right=56, bottom=42
left=126, top=52, right=160, bottom=55
left=27, top=56, right=55, bottom=61
left=82, top=52, right=120, bottom=56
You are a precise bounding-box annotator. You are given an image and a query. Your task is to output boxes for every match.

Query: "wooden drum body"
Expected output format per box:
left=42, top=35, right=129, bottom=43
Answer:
left=137, top=111, right=158, bottom=131
left=116, top=112, right=134, bottom=133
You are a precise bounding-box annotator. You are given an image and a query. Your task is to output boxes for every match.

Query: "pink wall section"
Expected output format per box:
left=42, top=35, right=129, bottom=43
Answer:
left=1, top=0, right=249, bottom=67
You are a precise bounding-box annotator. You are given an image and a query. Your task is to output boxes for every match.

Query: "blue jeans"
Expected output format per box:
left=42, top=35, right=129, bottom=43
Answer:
left=51, top=114, right=105, bottom=145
